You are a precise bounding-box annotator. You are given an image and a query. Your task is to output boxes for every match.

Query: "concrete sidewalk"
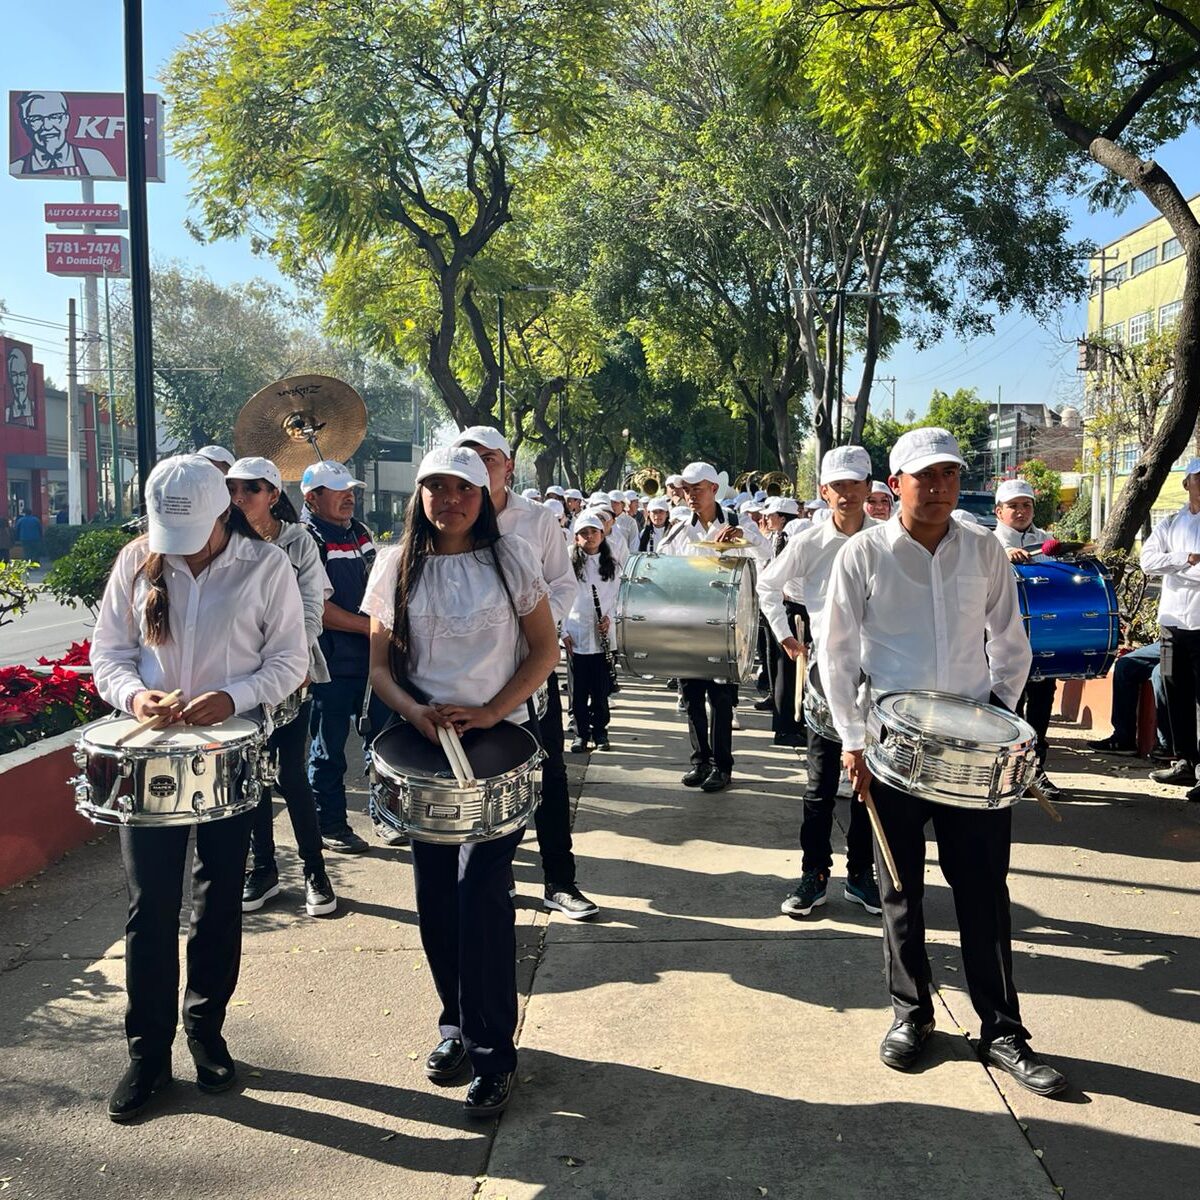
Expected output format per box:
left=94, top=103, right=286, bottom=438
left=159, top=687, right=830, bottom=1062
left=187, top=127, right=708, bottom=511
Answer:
left=1, top=682, right=1198, bottom=1199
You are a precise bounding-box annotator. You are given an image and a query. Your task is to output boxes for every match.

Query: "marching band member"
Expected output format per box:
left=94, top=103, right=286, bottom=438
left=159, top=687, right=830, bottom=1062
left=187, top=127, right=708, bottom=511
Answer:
left=92, top=455, right=307, bottom=1121
left=824, top=428, right=1066, bottom=1095
left=992, top=479, right=1061, bottom=799
left=625, top=490, right=644, bottom=529
left=865, top=480, right=895, bottom=520
left=638, top=496, right=672, bottom=551
left=563, top=513, right=620, bottom=752
left=521, top=487, right=542, bottom=503
left=609, top=491, right=640, bottom=553
left=563, top=488, right=584, bottom=517
left=587, top=503, right=629, bottom=567
left=664, top=474, right=686, bottom=506
left=452, top=428, right=599, bottom=920
left=757, top=447, right=878, bottom=914
left=196, top=444, right=236, bottom=475
left=658, top=461, right=768, bottom=792
left=226, top=456, right=338, bottom=919
left=362, top=446, right=559, bottom=1117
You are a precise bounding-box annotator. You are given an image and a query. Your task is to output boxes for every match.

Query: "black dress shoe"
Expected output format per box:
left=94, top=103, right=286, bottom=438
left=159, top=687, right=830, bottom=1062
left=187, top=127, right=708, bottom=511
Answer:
left=682, top=764, right=711, bottom=787
left=700, top=768, right=731, bottom=792
left=753, top=697, right=775, bottom=711
left=425, top=1037, right=469, bottom=1082
left=980, top=1035, right=1068, bottom=1096
left=1149, top=759, right=1196, bottom=786
left=879, top=1018, right=935, bottom=1070
left=464, top=1071, right=515, bottom=1116
left=107, top=1059, right=172, bottom=1122
left=187, top=1036, right=237, bottom=1093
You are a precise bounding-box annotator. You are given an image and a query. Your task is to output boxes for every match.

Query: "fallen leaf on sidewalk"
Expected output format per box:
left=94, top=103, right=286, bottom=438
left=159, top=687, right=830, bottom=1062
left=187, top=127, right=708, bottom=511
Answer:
left=758, top=1188, right=768, bottom=1196
left=1034, top=1149, right=1044, bottom=1159
left=382, top=1008, right=391, bottom=1016
left=248, top=1070, right=263, bottom=1078
left=231, top=1000, right=250, bottom=1007
left=557, top=1156, right=583, bottom=1167
left=380, top=1133, right=396, bottom=1142
left=835, top=1134, right=842, bottom=1143
left=408, top=1052, right=418, bottom=1060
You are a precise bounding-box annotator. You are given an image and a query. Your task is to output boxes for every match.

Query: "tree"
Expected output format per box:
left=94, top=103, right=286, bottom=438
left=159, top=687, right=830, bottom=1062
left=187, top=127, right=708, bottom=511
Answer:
left=860, top=412, right=908, bottom=481
left=747, top=0, right=1200, bottom=550
left=168, top=0, right=619, bottom=430
left=1013, top=460, right=1063, bottom=529
left=921, top=388, right=992, bottom=483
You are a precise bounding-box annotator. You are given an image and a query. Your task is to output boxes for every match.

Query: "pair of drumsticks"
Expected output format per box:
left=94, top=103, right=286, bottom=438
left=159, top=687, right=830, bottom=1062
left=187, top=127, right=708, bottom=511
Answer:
left=436, top=723, right=476, bottom=785
left=114, top=689, right=184, bottom=747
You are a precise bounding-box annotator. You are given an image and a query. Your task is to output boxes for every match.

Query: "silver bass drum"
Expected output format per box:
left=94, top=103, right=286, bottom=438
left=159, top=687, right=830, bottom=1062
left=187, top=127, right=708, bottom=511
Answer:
left=614, top=552, right=759, bottom=684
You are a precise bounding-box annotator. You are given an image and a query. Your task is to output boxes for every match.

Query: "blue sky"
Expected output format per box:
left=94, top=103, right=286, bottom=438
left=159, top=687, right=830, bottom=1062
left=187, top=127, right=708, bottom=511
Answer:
left=1, top=2, right=1197, bottom=418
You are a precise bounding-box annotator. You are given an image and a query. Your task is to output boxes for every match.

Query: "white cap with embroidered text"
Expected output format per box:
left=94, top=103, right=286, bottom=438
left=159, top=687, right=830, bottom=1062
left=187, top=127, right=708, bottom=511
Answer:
left=146, top=455, right=232, bottom=556
left=681, top=461, right=720, bottom=486
left=820, top=445, right=872, bottom=485
left=889, top=426, right=967, bottom=476
left=196, top=444, right=236, bottom=468
left=451, top=425, right=512, bottom=458
left=415, top=446, right=490, bottom=489
left=995, top=479, right=1036, bottom=504
left=301, top=460, right=366, bottom=494
left=227, top=456, right=283, bottom=491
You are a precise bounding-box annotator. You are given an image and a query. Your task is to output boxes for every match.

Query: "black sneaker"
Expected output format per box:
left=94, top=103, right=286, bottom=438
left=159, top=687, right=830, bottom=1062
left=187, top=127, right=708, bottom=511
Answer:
left=304, top=869, right=338, bottom=917
left=1149, top=759, right=1196, bottom=786
left=1087, top=735, right=1136, bottom=756
left=1031, top=772, right=1063, bottom=800
left=595, top=736, right=611, bottom=751
left=844, top=868, right=882, bottom=914
left=373, top=820, right=408, bottom=847
left=781, top=869, right=828, bottom=916
left=242, top=866, right=280, bottom=912
left=569, top=738, right=588, bottom=753
left=682, top=764, right=711, bottom=787
left=1149, top=745, right=1174, bottom=763
left=544, top=884, right=600, bottom=920
left=753, top=696, right=775, bottom=711
left=321, top=829, right=370, bottom=854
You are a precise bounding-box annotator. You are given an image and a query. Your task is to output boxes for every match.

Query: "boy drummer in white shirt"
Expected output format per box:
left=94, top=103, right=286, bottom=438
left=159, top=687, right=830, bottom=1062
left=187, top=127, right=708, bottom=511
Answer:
left=824, top=428, right=1068, bottom=1097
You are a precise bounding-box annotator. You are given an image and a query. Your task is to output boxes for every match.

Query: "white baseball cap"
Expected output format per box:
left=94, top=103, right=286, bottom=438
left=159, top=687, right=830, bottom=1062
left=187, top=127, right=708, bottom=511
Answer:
left=869, top=480, right=894, bottom=497
left=1183, top=458, right=1200, bottom=479
left=300, top=460, right=366, bottom=494
left=766, top=496, right=801, bottom=516
left=784, top=517, right=810, bottom=537
left=607, top=490, right=626, bottom=504
left=227, top=455, right=283, bottom=491
left=146, top=455, right=232, bottom=555
left=995, top=479, right=1036, bottom=504
left=647, top=496, right=671, bottom=513
left=820, top=445, right=872, bottom=485
left=804, top=497, right=829, bottom=511
left=952, top=508, right=980, bottom=525
left=415, top=446, right=490, bottom=489
left=196, top=444, right=236, bottom=468
left=564, top=488, right=584, bottom=501
left=521, top=487, right=542, bottom=500
left=451, top=425, right=512, bottom=458
left=543, top=497, right=565, bottom=518
left=546, top=485, right=565, bottom=497
left=586, top=503, right=614, bottom=520
left=573, top=513, right=604, bottom=534
left=624, top=490, right=639, bottom=502
left=681, top=461, right=720, bottom=486
left=889, top=426, right=967, bottom=475
left=665, top=474, right=685, bottom=487
left=670, top=505, right=692, bottom=521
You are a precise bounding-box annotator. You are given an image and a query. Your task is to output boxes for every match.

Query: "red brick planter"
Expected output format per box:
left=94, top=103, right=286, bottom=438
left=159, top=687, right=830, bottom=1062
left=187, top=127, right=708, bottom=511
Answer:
left=0, top=728, right=103, bottom=889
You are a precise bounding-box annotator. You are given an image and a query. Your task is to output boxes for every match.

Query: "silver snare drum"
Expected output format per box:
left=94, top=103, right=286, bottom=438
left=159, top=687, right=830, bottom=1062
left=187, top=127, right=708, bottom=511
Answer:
left=803, top=661, right=840, bottom=742
left=269, top=687, right=305, bottom=729
left=370, top=720, right=543, bottom=844
left=865, top=691, right=1038, bottom=810
left=72, top=715, right=269, bottom=827
left=615, top=551, right=758, bottom=683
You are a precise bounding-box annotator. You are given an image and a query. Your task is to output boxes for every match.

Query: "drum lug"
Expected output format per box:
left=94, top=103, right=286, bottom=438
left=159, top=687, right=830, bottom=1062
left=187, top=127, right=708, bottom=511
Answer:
left=73, top=779, right=91, bottom=806
left=191, top=754, right=207, bottom=776
left=629, top=615, right=646, bottom=621
left=119, top=757, right=134, bottom=778
left=72, top=749, right=87, bottom=769
left=191, top=792, right=207, bottom=815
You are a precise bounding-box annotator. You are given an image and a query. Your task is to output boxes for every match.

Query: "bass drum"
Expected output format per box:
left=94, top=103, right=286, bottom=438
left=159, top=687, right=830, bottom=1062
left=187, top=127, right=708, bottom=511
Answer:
left=1013, top=558, right=1119, bottom=680
left=614, top=552, right=759, bottom=684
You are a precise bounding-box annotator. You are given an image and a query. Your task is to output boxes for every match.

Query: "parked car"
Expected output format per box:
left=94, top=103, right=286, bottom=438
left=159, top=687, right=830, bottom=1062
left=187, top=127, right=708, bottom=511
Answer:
left=956, top=490, right=997, bottom=529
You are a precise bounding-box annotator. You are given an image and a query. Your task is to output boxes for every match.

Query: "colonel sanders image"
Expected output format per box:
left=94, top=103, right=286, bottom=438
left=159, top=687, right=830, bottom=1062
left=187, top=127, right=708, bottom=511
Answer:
left=9, top=91, right=116, bottom=178
left=6, top=347, right=32, bottom=424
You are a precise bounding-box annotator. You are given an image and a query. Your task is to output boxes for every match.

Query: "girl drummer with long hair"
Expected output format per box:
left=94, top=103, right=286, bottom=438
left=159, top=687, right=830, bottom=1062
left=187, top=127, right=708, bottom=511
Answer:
left=360, top=445, right=558, bottom=1117
left=91, top=455, right=307, bottom=1122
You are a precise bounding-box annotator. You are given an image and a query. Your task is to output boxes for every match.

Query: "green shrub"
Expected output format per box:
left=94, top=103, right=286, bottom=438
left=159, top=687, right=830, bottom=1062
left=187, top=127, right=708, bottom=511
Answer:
left=0, top=558, right=40, bottom=628
left=42, top=521, right=123, bottom=562
left=42, top=528, right=135, bottom=615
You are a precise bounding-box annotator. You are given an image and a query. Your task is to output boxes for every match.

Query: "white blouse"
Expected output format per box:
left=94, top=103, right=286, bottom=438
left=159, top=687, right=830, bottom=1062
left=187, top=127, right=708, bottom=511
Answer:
left=361, top=534, right=549, bottom=723
left=563, top=551, right=621, bottom=655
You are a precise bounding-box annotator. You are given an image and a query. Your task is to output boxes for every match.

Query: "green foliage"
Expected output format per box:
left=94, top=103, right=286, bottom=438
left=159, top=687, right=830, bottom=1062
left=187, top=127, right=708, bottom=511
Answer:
left=860, top=413, right=908, bottom=481
left=42, top=529, right=135, bottom=615
left=1013, top=459, right=1063, bottom=528
left=1053, top=487, right=1093, bottom=541
left=919, top=389, right=991, bottom=478
left=0, top=558, right=39, bottom=628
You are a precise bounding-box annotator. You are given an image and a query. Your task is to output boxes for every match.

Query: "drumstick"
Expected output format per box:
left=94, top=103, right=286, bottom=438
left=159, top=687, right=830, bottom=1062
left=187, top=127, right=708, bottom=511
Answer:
left=115, top=690, right=183, bottom=746
left=447, top=724, right=476, bottom=784
left=793, top=618, right=807, bottom=723
left=435, top=724, right=469, bottom=785
left=1027, top=779, right=1063, bottom=822
left=863, top=785, right=903, bottom=893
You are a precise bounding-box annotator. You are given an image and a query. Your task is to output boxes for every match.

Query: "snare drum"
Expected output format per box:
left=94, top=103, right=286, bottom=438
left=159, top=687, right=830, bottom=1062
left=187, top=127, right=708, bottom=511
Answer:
left=72, top=715, right=270, bottom=827
left=533, top=680, right=549, bottom=720
left=865, top=691, right=1039, bottom=810
left=370, top=720, right=543, bottom=844
left=268, top=687, right=305, bottom=729
left=803, top=661, right=840, bottom=742
left=1013, top=558, right=1119, bottom=680
left=615, top=552, right=759, bottom=683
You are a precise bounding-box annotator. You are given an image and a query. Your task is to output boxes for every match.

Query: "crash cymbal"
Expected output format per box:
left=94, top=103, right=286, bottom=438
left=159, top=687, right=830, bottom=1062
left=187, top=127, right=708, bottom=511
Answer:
left=234, top=374, right=368, bottom=480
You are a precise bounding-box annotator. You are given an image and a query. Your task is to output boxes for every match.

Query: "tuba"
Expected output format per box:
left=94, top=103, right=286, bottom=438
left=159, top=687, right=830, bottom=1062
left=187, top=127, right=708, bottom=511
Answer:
left=626, top=466, right=664, bottom=497
left=735, top=470, right=795, bottom=497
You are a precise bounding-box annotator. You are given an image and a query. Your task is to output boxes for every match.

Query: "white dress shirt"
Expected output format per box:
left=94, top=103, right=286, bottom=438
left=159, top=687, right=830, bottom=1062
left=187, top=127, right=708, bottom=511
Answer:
left=757, top=515, right=877, bottom=654
left=497, top=489, right=576, bottom=626
left=92, top=534, right=309, bottom=717
left=1141, top=505, right=1200, bottom=629
left=614, top=512, right=640, bottom=554
left=609, top=533, right=630, bottom=567
left=563, top=551, right=621, bottom=654
left=823, top=516, right=1032, bottom=751
left=275, top=520, right=333, bottom=684
left=993, top=520, right=1050, bottom=559
left=361, top=534, right=549, bottom=723
left=657, top=510, right=770, bottom=563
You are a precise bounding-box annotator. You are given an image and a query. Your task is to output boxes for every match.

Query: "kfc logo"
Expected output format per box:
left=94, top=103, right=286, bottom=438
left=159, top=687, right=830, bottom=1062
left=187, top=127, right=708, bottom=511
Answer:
left=3, top=338, right=38, bottom=428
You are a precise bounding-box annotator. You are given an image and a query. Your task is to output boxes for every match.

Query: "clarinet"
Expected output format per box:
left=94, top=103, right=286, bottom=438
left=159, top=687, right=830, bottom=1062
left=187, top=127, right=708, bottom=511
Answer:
left=592, top=583, right=620, bottom=694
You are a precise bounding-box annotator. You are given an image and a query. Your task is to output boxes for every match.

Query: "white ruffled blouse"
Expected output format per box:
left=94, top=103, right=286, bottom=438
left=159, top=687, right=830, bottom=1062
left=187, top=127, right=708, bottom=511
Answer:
left=361, top=534, right=548, bottom=723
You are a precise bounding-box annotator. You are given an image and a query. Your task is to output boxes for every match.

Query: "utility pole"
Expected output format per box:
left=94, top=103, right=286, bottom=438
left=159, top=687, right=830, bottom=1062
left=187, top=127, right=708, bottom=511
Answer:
left=1088, top=249, right=1119, bottom=539
left=103, top=270, right=123, bottom=519
left=66, top=299, right=81, bottom=523
left=994, top=384, right=1002, bottom=482
left=876, top=375, right=897, bottom=420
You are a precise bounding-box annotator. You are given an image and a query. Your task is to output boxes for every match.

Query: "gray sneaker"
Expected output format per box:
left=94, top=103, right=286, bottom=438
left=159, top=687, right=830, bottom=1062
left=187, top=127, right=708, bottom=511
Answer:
left=372, top=820, right=409, bottom=847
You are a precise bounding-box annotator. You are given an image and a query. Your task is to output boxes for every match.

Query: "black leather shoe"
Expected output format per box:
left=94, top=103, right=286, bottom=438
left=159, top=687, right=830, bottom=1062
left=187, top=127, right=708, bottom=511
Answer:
left=682, top=765, right=711, bottom=787
left=980, top=1035, right=1068, bottom=1096
left=700, top=768, right=731, bottom=792
left=464, top=1071, right=515, bottom=1116
left=753, top=696, right=775, bottom=711
left=187, top=1036, right=237, bottom=1093
left=107, top=1059, right=172, bottom=1121
left=879, top=1018, right=935, bottom=1070
left=1150, top=759, right=1196, bottom=786
left=425, top=1037, right=469, bottom=1082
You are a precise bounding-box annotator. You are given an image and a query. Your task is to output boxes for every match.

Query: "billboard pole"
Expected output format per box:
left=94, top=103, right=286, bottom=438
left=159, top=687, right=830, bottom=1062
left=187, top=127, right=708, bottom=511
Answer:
left=123, top=0, right=156, bottom=502
left=66, top=298, right=81, bottom=523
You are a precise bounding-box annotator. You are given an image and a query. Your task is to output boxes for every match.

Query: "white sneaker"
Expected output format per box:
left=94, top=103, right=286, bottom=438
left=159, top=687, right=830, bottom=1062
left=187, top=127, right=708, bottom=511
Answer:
left=731, top=712, right=742, bottom=730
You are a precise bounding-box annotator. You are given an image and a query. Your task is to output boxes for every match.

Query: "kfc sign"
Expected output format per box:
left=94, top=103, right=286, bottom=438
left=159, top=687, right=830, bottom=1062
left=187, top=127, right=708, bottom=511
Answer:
left=3, top=337, right=39, bottom=428
left=9, top=90, right=165, bottom=183
left=46, top=234, right=129, bottom=278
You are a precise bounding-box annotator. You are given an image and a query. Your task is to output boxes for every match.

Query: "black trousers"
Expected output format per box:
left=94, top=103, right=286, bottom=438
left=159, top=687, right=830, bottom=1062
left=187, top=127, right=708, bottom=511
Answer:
left=871, top=781, right=1028, bottom=1043
left=802, top=733, right=873, bottom=876
left=770, top=600, right=809, bottom=740
left=1015, top=677, right=1056, bottom=769
left=1160, top=624, right=1200, bottom=766
left=410, top=828, right=523, bottom=1075
left=570, top=652, right=611, bottom=742
left=681, top=678, right=737, bottom=774
left=119, top=811, right=254, bottom=1064
left=532, top=672, right=575, bottom=888
left=249, top=698, right=325, bottom=873
left=756, top=618, right=772, bottom=691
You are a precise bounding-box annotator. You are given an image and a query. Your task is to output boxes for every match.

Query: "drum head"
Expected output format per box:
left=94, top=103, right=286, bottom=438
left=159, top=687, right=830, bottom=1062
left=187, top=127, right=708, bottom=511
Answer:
left=83, top=715, right=260, bottom=749
left=373, top=720, right=540, bottom=781
left=877, top=691, right=1032, bottom=749
left=732, top=563, right=758, bottom=679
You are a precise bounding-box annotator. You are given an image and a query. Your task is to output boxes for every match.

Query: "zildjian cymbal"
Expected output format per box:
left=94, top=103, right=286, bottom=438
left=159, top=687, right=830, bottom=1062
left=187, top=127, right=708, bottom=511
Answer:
left=234, top=374, right=368, bottom=480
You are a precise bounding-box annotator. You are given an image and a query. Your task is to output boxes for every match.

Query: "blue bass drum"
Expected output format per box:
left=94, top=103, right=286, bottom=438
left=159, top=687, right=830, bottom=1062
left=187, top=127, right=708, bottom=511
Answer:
left=1013, top=558, right=1119, bottom=680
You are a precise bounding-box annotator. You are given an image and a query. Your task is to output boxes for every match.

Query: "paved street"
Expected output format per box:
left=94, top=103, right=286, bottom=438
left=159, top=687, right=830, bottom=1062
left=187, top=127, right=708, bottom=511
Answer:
left=0, top=585, right=93, bottom=668
left=1, top=681, right=1197, bottom=1199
